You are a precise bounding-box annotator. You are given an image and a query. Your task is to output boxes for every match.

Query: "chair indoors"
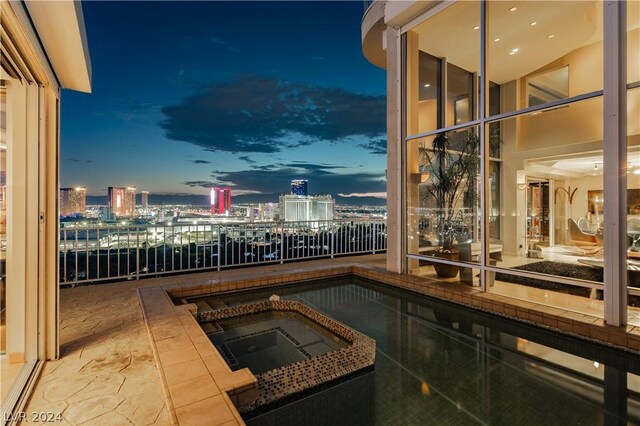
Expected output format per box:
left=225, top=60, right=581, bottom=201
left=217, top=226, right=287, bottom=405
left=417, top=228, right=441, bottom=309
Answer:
left=568, top=218, right=600, bottom=248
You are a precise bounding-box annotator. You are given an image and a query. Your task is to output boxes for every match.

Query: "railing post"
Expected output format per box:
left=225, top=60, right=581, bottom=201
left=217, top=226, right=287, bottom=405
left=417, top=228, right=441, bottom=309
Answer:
left=280, top=221, right=284, bottom=264
left=136, top=228, right=140, bottom=280
left=331, top=222, right=335, bottom=259
left=217, top=224, right=221, bottom=271
left=373, top=222, right=377, bottom=254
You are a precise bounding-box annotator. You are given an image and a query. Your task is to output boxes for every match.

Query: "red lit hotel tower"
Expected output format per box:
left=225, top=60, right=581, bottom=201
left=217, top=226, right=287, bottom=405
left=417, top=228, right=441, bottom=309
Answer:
left=108, top=186, right=136, bottom=217
left=210, top=187, right=231, bottom=214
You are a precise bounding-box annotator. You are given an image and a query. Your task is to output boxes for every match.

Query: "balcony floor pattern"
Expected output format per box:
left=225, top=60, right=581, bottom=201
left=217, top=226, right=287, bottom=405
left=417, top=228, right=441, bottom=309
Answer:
left=22, top=255, right=385, bottom=425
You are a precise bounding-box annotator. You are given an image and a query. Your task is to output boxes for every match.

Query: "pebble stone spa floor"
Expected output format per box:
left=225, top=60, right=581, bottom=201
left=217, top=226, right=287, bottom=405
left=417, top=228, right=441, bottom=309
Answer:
left=19, top=253, right=640, bottom=425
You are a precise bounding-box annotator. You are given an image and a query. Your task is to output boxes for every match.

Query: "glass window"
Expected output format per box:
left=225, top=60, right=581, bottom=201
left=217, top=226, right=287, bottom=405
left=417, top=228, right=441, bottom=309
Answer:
left=487, top=1, right=603, bottom=116
left=0, top=82, right=20, bottom=403
left=406, top=1, right=480, bottom=135
left=627, top=87, right=640, bottom=326
left=407, top=125, right=481, bottom=281
left=527, top=66, right=569, bottom=107
left=1, top=86, right=6, bottom=365
left=628, top=0, right=640, bottom=85
left=487, top=96, right=603, bottom=317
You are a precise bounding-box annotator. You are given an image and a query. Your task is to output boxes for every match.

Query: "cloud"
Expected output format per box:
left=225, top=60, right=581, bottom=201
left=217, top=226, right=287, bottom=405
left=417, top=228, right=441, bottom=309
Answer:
left=192, top=160, right=211, bottom=164
left=183, top=161, right=386, bottom=196
left=183, top=180, right=213, bottom=188
left=360, top=137, right=386, bottom=155
left=338, top=192, right=387, bottom=199
left=238, top=155, right=256, bottom=164
left=160, top=76, right=386, bottom=154
left=67, top=158, right=93, bottom=163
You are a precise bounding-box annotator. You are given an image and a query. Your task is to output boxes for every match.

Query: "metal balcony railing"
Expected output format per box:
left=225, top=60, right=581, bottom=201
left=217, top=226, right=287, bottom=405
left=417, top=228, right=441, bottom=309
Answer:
left=59, top=219, right=387, bottom=286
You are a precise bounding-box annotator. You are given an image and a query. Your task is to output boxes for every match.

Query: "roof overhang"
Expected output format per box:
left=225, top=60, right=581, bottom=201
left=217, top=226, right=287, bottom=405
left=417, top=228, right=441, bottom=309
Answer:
left=24, top=0, right=92, bottom=93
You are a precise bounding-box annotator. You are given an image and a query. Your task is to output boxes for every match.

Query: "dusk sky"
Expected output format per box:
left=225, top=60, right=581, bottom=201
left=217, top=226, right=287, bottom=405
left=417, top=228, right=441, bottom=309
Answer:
left=61, top=1, right=387, bottom=204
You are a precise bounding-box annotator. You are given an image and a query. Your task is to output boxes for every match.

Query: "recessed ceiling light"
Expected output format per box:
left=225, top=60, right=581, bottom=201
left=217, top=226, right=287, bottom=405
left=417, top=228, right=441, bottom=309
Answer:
left=494, top=37, right=501, bottom=42
left=473, top=25, right=480, bottom=30
left=424, top=84, right=430, bottom=88
left=548, top=34, right=555, bottom=38
left=509, top=52, right=515, bottom=55
left=509, top=6, right=517, bottom=12
left=530, top=21, right=537, bottom=26
left=511, top=48, right=519, bottom=53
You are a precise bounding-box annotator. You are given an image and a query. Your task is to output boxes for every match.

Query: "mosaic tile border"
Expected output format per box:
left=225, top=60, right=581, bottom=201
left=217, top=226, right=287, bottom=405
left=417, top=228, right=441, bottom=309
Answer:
left=198, top=300, right=376, bottom=415
left=171, top=262, right=640, bottom=354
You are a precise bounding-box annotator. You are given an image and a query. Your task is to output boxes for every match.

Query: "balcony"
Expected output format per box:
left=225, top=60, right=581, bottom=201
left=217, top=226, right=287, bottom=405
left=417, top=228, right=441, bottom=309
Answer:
left=361, top=0, right=386, bottom=68
left=20, top=248, right=640, bottom=425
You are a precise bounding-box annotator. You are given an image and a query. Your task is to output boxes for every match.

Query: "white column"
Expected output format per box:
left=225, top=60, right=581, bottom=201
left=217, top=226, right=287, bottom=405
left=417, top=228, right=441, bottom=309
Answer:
left=603, top=0, right=627, bottom=326
left=386, top=27, right=403, bottom=273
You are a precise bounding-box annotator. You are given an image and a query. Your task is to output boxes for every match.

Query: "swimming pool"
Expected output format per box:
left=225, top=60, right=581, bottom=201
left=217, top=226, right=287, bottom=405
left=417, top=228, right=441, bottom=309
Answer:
left=194, top=277, right=640, bottom=425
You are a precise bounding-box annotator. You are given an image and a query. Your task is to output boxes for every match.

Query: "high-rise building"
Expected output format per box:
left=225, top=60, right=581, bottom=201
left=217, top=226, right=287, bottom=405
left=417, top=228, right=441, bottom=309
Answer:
left=141, top=191, right=149, bottom=210
left=279, top=194, right=334, bottom=224
left=108, top=186, right=136, bottom=217
left=124, top=187, right=137, bottom=216
left=59, top=187, right=86, bottom=217
left=291, top=179, right=308, bottom=196
left=210, top=187, right=232, bottom=215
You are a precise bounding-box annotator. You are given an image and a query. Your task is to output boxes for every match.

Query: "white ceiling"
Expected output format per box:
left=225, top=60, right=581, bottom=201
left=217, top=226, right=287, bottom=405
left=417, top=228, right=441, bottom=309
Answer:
left=413, top=1, right=639, bottom=85
left=526, top=148, right=640, bottom=179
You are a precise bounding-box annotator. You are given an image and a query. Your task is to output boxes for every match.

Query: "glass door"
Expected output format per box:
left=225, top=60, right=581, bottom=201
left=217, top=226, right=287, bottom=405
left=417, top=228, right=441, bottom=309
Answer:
left=526, top=180, right=549, bottom=257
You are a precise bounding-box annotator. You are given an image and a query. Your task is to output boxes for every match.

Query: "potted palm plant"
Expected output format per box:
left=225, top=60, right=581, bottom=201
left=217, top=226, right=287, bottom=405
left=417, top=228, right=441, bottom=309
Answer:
left=420, top=129, right=481, bottom=278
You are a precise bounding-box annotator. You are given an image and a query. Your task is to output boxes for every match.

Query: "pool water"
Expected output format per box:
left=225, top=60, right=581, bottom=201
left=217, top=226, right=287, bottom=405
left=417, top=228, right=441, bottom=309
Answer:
left=197, top=277, right=640, bottom=425
left=209, top=311, right=347, bottom=374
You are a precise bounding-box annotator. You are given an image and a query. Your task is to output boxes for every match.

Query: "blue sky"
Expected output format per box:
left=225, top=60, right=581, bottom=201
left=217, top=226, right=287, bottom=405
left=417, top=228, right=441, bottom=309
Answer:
left=61, top=1, right=387, bottom=203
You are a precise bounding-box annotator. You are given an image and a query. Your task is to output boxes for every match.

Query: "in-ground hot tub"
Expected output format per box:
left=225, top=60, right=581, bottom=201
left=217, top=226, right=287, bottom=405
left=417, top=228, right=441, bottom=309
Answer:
left=197, top=299, right=376, bottom=415
left=208, top=310, right=348, bottom=374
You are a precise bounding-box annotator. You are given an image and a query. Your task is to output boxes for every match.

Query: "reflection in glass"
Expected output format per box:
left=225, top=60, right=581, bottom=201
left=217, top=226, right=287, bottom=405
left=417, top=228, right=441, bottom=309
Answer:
left=1, top=88, right=6, bottom=357
left=527, top=66, right=569, bottom=107
left=447, top=63, right=474, bottom=126
left=407, top=126, right=481, bottom=281
left=0, top=84, right=13, bottom=403
left=488, top=96, right=604, bottom=314
left=628, top=0, right=640, bottom=84
left=406, top=1, right=479, bottom=135
left=627, top=88, right=640, bottom=324
left=212, top=279, right=640, bottom=425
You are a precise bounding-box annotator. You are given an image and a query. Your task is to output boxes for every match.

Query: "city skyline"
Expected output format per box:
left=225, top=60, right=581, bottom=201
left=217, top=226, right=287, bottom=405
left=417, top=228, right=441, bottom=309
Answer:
left=60, top=1, right=387, bottom=205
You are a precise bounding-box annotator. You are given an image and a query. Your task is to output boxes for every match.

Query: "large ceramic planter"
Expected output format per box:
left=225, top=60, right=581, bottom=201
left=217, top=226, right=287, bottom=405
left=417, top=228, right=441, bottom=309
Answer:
left=433, top=250, right=460, bottom=278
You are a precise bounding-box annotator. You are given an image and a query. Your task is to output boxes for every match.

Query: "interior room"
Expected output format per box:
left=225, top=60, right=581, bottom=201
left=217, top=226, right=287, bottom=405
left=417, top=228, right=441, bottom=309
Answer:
left=404, top=0, right=640, bottom=317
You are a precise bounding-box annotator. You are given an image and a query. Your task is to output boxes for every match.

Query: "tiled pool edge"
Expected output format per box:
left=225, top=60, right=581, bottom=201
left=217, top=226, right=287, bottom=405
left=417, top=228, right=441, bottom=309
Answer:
left=168, top=262, right=640, bottom=353
left=350, top=265, right=640, bottom=354
left=139, top=262, right=640, bottom=425
left=138, top=286, right=254, bottom=426
left=138, top=265, right=356, bottom=425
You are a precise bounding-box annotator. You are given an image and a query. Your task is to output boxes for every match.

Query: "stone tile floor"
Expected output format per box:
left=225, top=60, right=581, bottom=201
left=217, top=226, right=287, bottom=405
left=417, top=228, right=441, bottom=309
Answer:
left=22, top=255, right=385, bottom=425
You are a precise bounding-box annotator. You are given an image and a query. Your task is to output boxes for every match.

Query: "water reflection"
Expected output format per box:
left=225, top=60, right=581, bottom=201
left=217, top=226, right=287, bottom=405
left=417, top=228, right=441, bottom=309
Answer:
left=200, top=278, right=640, bottom=425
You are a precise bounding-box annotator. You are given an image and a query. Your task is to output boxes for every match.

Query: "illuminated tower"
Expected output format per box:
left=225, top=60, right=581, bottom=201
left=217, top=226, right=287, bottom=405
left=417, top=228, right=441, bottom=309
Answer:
left=107, top=187, right=136, bottom=217
left=124, top=187, right=136, bottom=216
left=210, top=187, right=232, bottom=215
left=141, top=191, right=149, bottom=210
left=107, top=187, right=125, bottom=218
left=59, top=187, right=86, bottom=217
left=291, top=179, right=308, bottom=196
